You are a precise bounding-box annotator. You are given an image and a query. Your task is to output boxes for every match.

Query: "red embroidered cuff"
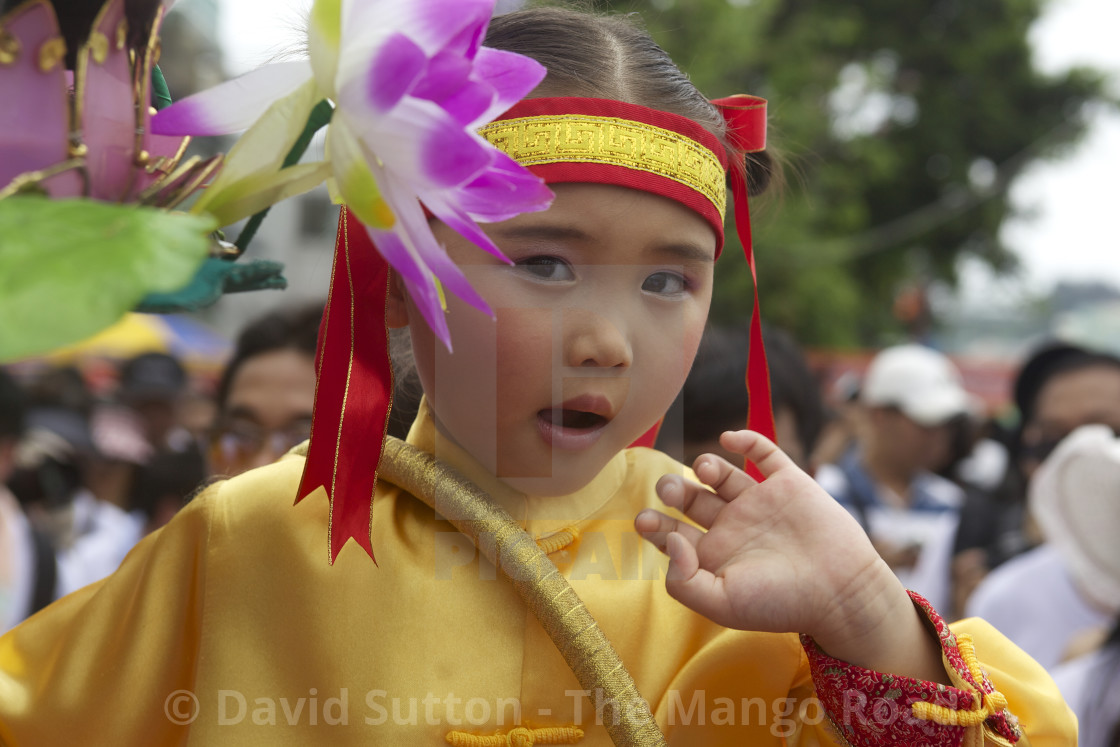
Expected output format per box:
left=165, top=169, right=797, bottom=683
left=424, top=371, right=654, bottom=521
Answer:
left=800, top=591, right=1021, bottom=747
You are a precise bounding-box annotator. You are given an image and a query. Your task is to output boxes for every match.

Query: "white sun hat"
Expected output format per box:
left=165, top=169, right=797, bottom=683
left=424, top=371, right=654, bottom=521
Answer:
left=860, top=344, right=973, bottom=426
left=1029, top=424, right=1120, bottom=615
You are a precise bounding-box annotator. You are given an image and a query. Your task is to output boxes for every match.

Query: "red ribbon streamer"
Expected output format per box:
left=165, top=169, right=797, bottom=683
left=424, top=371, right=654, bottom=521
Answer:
left=712, top=95, right=775, bottom=481
left=296, top=207, right=393, bottom=563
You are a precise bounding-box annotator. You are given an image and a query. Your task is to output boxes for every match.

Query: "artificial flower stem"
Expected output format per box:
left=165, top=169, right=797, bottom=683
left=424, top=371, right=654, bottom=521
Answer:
left=233, top=99, right=335, bottom=255
left=150, top=66, right=173, bottom=111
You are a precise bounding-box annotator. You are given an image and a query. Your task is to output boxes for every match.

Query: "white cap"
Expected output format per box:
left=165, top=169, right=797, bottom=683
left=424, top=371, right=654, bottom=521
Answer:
left=860, top=344, right=971, bottom=426
left=1029, top=424, right=1120, bottom=614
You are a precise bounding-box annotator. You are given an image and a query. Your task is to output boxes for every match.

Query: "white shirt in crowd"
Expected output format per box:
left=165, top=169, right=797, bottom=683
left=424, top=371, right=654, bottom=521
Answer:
left=55, top=490, right=145, bottom=598
left=0, top=486, right=35, bottom=634
left=966, top=543, right=1113, bottom=671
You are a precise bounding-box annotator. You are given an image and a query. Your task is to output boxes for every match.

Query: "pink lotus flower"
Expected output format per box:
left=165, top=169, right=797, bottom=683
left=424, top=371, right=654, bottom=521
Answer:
left=152, top=0, right=553, bottom=348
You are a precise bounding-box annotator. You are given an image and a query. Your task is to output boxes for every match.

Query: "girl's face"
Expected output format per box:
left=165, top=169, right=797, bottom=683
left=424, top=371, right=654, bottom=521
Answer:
left=398, top=183, right=716, bottom=495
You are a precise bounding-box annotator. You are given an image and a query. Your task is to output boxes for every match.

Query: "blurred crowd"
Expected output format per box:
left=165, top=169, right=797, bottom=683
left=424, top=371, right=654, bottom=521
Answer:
left=0, top=303, right=321, bottom=632
left=2, top=308, right=1119, bottom=742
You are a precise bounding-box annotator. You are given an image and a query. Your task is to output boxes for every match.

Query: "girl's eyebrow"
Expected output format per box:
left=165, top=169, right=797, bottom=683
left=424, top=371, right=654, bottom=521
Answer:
left=649, top=243, right=716, bottom=264
left=489, top=224, right=591, bottom=243
left=490, top=224, right=715, bottom=263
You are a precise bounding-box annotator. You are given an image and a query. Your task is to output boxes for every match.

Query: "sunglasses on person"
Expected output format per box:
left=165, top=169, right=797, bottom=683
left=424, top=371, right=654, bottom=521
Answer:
left=209, top=418, right=313, bottom=470
left=1021, top=424, right=1120, bottom=464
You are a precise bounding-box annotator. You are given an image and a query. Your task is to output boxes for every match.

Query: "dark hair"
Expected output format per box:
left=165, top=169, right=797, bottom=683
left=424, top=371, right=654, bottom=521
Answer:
left=24, top=366, right=93, bottom=417
left=484, top=6, right=772, bottom=195
left=119, top=352, right=187, bottom=402
left=657, top=324, right=823, bottom=459
left=127, top=447, right=207, bottom=517
left=34, top=0, right=164, bottom=69
left=216, top=303, right=325, bottom=409
left=0, top=368, right=27, bottom=442
left=766, top=326, right=825, bottom=454
left=388, top=329, right=422, bottom=441
left=1010, top=341, right=1120, bottom=468
left=6, top=418, right=85, bottom=510
left=1014, top=342, right=1120, bottom=429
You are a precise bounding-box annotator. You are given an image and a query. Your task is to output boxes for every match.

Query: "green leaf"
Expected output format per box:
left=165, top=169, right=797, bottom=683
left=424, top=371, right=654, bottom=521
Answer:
left=0, top=197, right=216, bottom=362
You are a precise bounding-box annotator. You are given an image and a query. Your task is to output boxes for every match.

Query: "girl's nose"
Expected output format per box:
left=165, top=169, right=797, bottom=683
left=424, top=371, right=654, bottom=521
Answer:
left=562, top=307, right=633, bottom=369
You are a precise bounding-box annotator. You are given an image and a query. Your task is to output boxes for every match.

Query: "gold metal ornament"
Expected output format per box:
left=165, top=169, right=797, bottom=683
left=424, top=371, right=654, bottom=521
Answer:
left=0, top=28, right=20, bottom=66
left=88, top=30, right=109, bottom=64
left=37, top=36, right=64, bottom=72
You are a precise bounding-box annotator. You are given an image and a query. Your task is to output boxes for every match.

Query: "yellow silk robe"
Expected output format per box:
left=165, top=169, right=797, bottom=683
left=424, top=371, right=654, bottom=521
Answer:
left=0, top=404, right=1075, bottom=745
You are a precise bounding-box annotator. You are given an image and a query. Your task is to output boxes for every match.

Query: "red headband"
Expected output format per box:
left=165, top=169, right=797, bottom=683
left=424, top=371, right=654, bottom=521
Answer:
left=298, top=95, right=774, bottom=563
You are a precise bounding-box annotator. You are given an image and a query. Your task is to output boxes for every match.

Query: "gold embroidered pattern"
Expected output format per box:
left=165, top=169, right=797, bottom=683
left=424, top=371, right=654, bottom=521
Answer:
left=480, top=115, right=726, bottom=219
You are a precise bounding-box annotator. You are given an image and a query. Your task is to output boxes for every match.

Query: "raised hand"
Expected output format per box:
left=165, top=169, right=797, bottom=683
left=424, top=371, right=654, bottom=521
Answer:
left=635, top=430, right=947, bottom=681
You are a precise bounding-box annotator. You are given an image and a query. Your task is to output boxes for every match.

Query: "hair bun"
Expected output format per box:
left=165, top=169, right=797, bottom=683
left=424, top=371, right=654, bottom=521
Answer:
left=740, top=150, right=773, bottom=197
left=746, top=150, right=773, bottom=197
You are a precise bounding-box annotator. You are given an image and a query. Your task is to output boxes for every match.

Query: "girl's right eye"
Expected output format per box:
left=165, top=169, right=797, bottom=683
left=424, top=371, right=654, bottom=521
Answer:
left=514, top=255, right=575, bottom=282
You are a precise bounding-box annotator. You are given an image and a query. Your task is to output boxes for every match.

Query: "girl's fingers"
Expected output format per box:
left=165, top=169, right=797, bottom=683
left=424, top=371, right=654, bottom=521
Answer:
left=634, top=509, right=704, bottom=553
left=663, top=532, right=735, bottom=626
left=664, top=530, right=699, bottom=580
left=655, top=474, right=731, bottom=528
left=690, top=452, right=758, bottom=502
left=719, top=429, right=798, bottom=480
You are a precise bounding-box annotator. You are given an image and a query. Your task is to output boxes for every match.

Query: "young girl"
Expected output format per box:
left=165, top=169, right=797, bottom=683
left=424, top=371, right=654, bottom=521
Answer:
left=0, top=6, right=1072, bottom=745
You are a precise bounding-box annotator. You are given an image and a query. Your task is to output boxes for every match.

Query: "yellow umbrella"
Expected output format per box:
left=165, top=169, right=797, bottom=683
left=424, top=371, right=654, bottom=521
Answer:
left=44, top=313, right=231, bottom=368
left=45, top=313, right=168, bottom=362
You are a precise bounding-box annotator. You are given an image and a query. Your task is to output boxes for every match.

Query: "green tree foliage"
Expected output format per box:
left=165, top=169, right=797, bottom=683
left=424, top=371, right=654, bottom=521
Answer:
left=605, top=0, right=1110, bottom=346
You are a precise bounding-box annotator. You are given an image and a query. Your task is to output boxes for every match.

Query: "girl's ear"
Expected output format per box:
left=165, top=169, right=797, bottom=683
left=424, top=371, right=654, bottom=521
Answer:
left=386, top=270, right=410, bottom=329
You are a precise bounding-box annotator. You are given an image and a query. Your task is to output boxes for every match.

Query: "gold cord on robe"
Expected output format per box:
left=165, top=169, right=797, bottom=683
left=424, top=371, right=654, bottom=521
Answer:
left=378, top=436, right=667, bottom=747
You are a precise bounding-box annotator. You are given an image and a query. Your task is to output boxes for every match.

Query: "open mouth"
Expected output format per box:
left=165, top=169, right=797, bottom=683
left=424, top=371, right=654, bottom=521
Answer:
left=538, top=408, right=608, bottom=430
left=536, top=399, right=613, bottom=451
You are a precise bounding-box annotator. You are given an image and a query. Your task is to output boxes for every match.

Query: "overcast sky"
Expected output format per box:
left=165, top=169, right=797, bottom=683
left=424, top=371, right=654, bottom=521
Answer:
left=207, top=0, right=1120, bottom=298
left=991, top=0, right=1120, bottom=299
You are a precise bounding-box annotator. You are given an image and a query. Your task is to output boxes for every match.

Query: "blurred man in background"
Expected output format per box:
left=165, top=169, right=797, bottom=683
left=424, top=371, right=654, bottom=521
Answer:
left=208, top=304, right=323, bottom=477
left=965, top=342, right=1120, bottom=668
left=816, top=344, right=973, bottom=613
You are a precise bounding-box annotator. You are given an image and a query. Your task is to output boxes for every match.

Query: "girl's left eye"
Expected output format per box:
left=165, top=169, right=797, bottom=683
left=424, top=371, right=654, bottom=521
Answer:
left=642, top=271, right=687, bottom=295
